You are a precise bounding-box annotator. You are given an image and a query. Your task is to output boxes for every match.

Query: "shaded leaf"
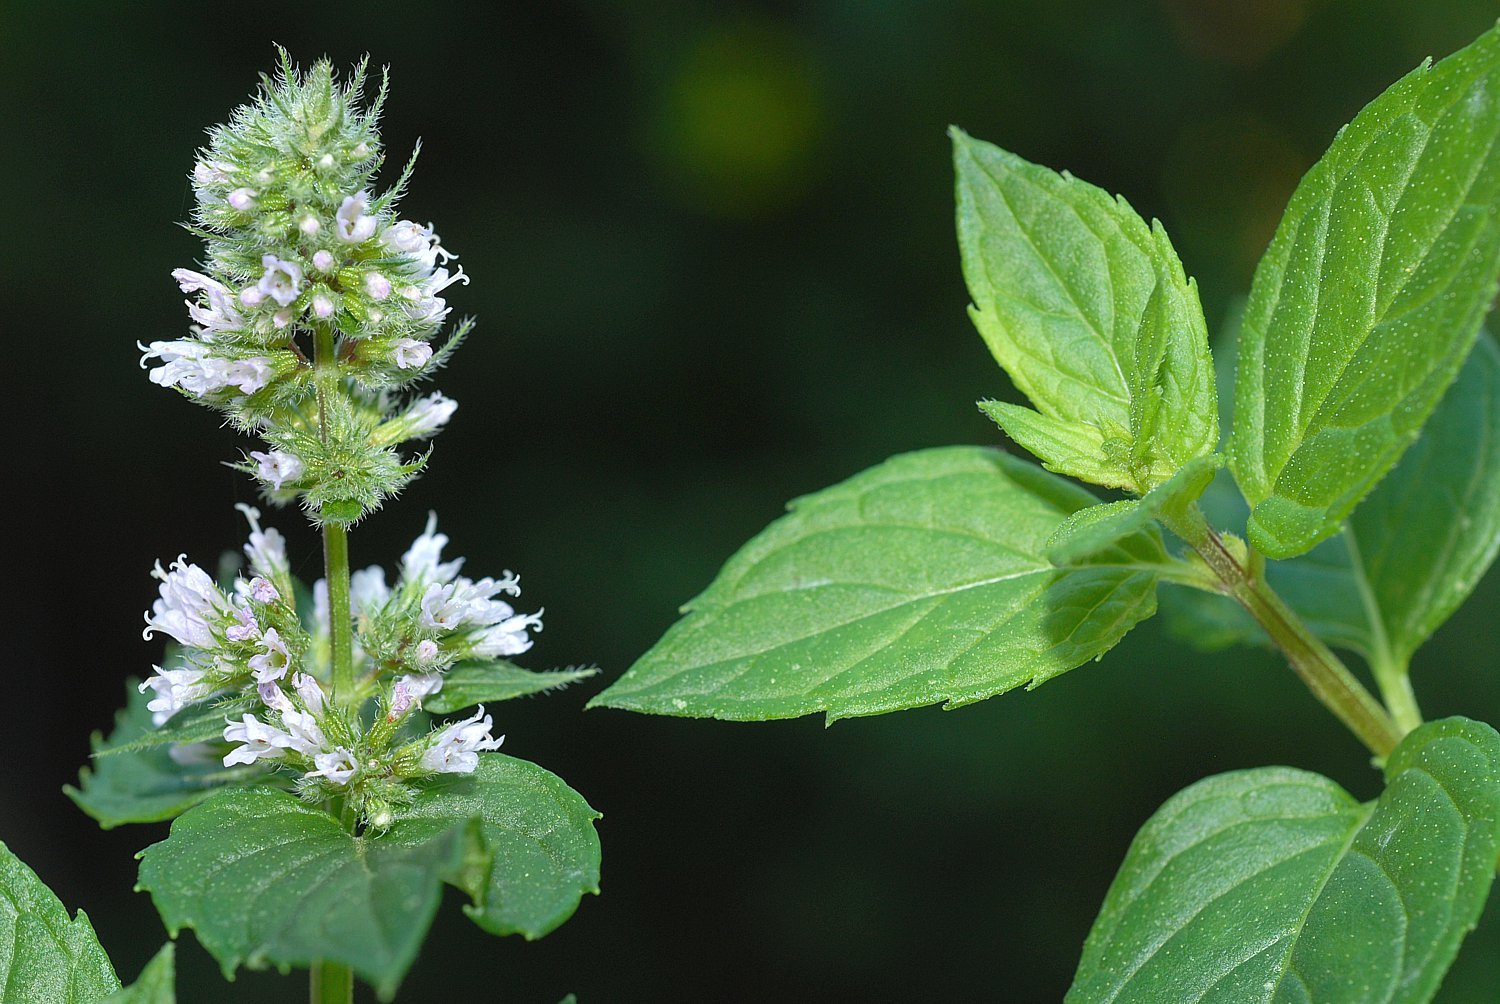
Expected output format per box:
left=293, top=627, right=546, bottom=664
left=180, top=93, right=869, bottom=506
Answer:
left=954, top=129, right=1216, bottom=493
left=136, top=787, right=482, bottom=1001
left=1229, top=25, right=1500, bottom=557
left=591, top=446, right=1165, bottom=721
left=103, top=943, right=175, bottom=1004
left=65, top=680, right=264, bottom=830
left=1068, top=717, right=1500, bottom=1003
left=391, top=754, right=602, bottom=938
left=0, top=838, right=120, bottom=1002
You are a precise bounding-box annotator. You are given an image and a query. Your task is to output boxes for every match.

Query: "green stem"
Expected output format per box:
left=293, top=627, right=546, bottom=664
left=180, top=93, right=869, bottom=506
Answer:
left=313, top=324, right=355, bottom=702
left=310, top=959, right=354, bottom=1004
left=1371, top=654, right=1424, bottom=735
left=1167, top=505, right=1403, bottom=758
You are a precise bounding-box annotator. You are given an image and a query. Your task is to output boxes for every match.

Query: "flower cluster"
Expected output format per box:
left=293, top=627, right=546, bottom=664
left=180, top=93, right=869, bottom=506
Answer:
left=140, top=508, right=539, bottom=824
left=138, top=52, right=468, bottom=526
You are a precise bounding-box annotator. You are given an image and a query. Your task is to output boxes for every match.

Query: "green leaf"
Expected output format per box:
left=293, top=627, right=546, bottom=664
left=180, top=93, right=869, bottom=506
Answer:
left=1067, top=717, right=1500, bottom=1003
left=95, top=699, right=251, bottom=758
left=1168, top=335, right=1500, bottom=667
left=65, top=681, right=264, bottom=829
left=1229, top=25, right=1500, bottom=558
left=389, top=754, right=602, bottom=938
left=135, top=786, right=483, bottom=1001
left=1047, top=454, right=1221, bottom=565
left=103, top=944, right=175, bottom=1004
left=0, top=838, right=120, bottom=1002
left=590, top=446, right=1165, bottom=721
left=423, top=662, right=599, bottom=714
left=954, top=128, right=1216, bottom=494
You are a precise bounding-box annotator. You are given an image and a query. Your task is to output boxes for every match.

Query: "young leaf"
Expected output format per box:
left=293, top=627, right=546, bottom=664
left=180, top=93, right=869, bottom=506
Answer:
left=954, top=129, right=1216, bottom=494
left=65, top=680, right=264, bottom=829
left=590, top=446, right=1165, bottom=722
left=1169, top=335, right=1500, bottom=668
left=135, top=786, right=484, bottom=1001
left=423, top=662, right=599, bottom=714
left=1068, top=717, right=1500, bottom=1003
left=389, top=754, right=602, bottom=938
left=103, top=943, right=175, bottom=1004
left=0, top=838, right=121, bottom=1002
left=1046, top=454, right=1221, bottom=565
left=1229, top=25, right=1500, bottom=558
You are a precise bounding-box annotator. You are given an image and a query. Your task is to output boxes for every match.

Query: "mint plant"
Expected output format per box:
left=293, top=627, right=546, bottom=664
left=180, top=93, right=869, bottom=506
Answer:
left=30, top=52, right=602, bottom=1003
left=593, top=23, right=1500, bottom=1000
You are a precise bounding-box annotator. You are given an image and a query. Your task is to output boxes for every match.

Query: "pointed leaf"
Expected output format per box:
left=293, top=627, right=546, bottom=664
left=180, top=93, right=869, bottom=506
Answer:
left=135, top=787, right=483, bottom=1001
left=423, top=663, right=599, bottom=714
left=389, top=754, right=602, bottom=938
left=94, top=699, right=252, bottom=758
left=103, top=944, right=175, bottom=1004
left=1047, top=454, right=1221, bottom=565
left=1068, top=717, right=1500, bottom=1003
left=954, top=129, right=1216, bottom=493
left=1229, top=25, right=1500, bottom=558
left=0, top=838, right=120, bottom=1002
left=66, top=681, right=264, bottom=829
left=591, top=446, right=1165, bottom=721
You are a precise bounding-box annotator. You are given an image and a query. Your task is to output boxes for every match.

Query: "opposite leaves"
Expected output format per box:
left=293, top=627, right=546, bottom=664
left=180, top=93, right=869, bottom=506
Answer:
left=954, top=129, right=1216, bottom=495
left=1230, top=23, right=1500, bottom=558
left=591, top=446, right=1165, bottom=721
left=1068, top=717, right=1500, bottom=1003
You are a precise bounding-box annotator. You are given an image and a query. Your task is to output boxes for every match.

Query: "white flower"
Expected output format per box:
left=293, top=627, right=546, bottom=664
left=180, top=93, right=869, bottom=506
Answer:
left=312, top=250, right=336, bottom=272
left=250, top=449, right=304, bottom=490
left=272, top=307, right=295, bottom=329
left=227, top=187, right=258, bottom=211
left=419, top=574, right=521, bottom=631
left=403, top=392, right=458, bottom=439
left=382, top=219, right=435, bottom=254
left=393, top=338, right=432, bottom=369
left=249, top=627, right=292, bottom=684
left=257, top=254, right=304, bottom=307
left=280, top=709, right=327, bottom=756
left=299, top=215, right=321, bottom=236
left=308, top=747, right=357, bottom=784
left=193, top=160, right=234, bottom=187
left=311, top=293, right=335, bottom=318
left=335, top=190, right=378, bottom=243
left=138, top=341, right=273, bottom=398
left=237, top=504, right=289, bottom=578
left=292, top=672, right=327, bottom=714
left=239, top=285, right=265, bottom=307
left=419, top=706, right=505, bottom=774
left=225, top=603, right=260, bottom=642
left=223, top=713, right=293, bottom=766
left=258, top=680, right=292, bottom=712
left=143, top=556, right=228, bottom=650
left=172, top=269, right=241, bottom=334
left=350, top=566, right=391, bottom=613
left=414, top=639, right=440, bottom=665
left=471, top=610, right=544, bottom=657
left=139, top=664, right=213, bottom=726
left=401, top=513, right=465, bottom=585
left=388, top=671, right=443, bottom=719
left=365, top=273, right=391, bottom=300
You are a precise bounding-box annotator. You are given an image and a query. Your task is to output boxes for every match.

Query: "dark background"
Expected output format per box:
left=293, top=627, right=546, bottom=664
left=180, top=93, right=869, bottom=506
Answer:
left=6, top=1, right=1500, bottom=1000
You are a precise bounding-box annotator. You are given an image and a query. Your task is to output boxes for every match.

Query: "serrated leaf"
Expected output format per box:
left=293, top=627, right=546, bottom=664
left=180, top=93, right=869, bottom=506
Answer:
left=389, top=754, right=602, bottom=938
left=0, top=838, right=120, bottom=1002
left=1067, top=717, right=1500, bottom=1003
left=1169, top=336, right=1500, bottom=668
left=1047, top=454, right=1221, bottom=565
left=135, top=787, right=483, bottom=1001
left=103, top=944, right=175, bottom=1004
left=1229, top=24, right=1500, bottom=558
left=954, top=128, right=1216, bottom=494
left=423, top=663, right=599, bottom=714
left=590, top=446, right=1165, bottom=722
left=65, top=680, right=264, bottom=829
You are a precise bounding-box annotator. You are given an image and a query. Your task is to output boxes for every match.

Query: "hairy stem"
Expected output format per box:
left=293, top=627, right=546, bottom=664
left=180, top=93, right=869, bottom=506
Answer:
left=314, top=324, right=355, bottom=702
left=310, top=959, right=354, bottom=1004
left=1167, top=505, right=1403, bottom=758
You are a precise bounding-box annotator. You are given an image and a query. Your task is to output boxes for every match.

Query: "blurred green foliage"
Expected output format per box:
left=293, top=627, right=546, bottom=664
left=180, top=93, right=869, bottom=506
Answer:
left=6, top=0, right=1500, bottom=998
